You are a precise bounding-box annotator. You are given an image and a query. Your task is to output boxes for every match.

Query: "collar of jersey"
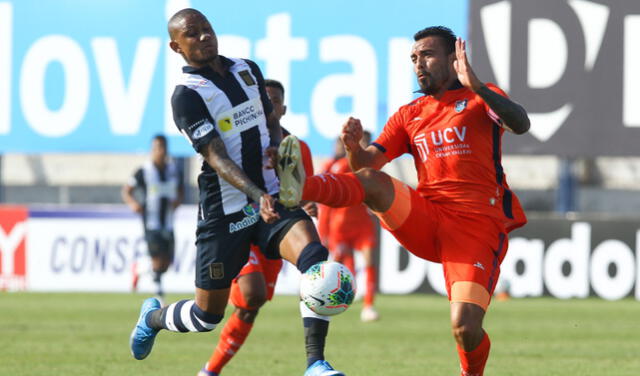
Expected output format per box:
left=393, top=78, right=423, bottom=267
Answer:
left=182, top=55, right=235, bottom=75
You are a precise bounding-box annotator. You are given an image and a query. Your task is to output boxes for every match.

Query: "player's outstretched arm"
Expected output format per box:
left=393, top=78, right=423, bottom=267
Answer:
left=202, top=136, right=280, bottom=223
left=454, top=37, right=530, bottom=135
left=341, top=117, right=387, bottom=171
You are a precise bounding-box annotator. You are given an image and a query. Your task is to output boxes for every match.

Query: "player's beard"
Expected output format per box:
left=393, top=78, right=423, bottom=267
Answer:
left=419, top=72, right=448, bottom=95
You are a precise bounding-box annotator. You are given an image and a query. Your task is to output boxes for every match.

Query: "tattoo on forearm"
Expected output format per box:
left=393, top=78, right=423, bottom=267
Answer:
left=206, top=137, right=264, bottom=202
left=477, top=85, right=530, bottom=134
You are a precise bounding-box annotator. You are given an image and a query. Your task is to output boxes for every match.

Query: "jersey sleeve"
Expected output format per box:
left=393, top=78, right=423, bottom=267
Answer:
left=372, top=107, right=410, bottom=162
left=483, top=83, right=509, bottom=125
left=244, top=59, right=273, bottom=116
left=171, top=85, right=219, bottom=153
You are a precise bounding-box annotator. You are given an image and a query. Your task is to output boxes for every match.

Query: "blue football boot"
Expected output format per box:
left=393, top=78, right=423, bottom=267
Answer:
left=129, top=297, right=161, bottom=360
left=304, top=360, right=345, bottom=376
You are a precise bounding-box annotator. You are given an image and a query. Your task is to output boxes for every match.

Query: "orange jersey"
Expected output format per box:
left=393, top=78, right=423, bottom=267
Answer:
left=373, top=82, right=526, bottom=232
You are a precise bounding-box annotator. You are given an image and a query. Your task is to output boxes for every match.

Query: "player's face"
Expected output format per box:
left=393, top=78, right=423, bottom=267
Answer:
left=151, top=139, right=167, bottom=164
left=171, top=14, right=218, bottom=67
left=411, top=36, right=454, bottom=95
left=266, top=86, right=287, bottom=121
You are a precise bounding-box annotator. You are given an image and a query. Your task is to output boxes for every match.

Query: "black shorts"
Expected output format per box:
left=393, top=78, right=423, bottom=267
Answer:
left=145, top=230, right=175, bottom=260
left=195, top=201, right=310, bottom=290
left=254, top=202, right=310, bottom=259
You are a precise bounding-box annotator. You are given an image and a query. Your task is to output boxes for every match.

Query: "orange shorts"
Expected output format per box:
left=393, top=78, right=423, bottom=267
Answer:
left=375, top=179, right=508, bottom=310
left=328, top=221, right=376, bottom=253
left=229, top=245, right=283, bottom=310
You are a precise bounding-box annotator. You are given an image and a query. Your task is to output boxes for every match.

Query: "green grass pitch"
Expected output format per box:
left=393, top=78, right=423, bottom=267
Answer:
left=1, top=293, right=639, bottom=375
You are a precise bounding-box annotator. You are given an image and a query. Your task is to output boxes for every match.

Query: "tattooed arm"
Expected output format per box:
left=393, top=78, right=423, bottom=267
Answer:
left=202, top=136, right=279, bottom=223
left=475, top=85, right=530, bottom=134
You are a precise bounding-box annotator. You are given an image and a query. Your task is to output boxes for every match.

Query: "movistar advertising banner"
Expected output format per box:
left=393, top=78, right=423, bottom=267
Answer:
left=0, top=0, right=467, bottom=155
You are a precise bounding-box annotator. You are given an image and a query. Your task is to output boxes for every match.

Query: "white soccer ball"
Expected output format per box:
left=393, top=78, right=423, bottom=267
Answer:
left=300, top=261, right=356, bottom=316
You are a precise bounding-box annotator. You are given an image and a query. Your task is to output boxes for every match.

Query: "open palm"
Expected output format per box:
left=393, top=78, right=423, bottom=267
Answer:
left=453, top=37, right=482, bottom=92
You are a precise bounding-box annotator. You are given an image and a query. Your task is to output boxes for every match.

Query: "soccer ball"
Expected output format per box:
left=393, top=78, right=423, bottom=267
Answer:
left=300, top=261, right=356, bottom=316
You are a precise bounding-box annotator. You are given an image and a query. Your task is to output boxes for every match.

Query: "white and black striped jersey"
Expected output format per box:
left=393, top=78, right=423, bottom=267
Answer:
left=130, top=160, right=183, bottom=232
left=171, top=56, right=278, bottom=231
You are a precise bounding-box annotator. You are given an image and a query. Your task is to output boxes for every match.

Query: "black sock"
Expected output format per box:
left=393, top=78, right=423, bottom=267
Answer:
left=147, top=307, right=165, bottom=330
left=303, top=317, right=328, bottom=367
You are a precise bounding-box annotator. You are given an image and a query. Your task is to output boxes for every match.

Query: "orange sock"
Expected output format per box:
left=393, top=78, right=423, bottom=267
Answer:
left=363, top=266, right=376, bottom=307
left=341, top=253, right=355, bottom=276
left=205, top=312, right=253, bottom=374
left=457, top=332, right=491, bottom=376
left=302, top=173, right=364, bottom=207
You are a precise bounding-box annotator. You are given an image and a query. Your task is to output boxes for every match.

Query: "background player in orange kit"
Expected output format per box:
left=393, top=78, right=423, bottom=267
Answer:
left=278, top=26, right=530, bottom=376
left=198, top=79, right=317, bottom=376
left=317, top=132, right=379, bottom=322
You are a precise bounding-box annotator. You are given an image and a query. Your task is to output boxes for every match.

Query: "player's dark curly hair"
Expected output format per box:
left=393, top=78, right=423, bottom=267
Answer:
left=264, top=79, right=285, bottom=96
left=153, top=134, right=167, bottom=146
left=413, top=26, right=457, bottom=54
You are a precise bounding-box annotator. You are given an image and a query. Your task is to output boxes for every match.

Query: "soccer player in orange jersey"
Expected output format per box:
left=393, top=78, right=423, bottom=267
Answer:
left=278, top=26, right=529, bottom=376
left=318, top=133, right=379, bottom=322
left=198, top=79, right=318, bottom=376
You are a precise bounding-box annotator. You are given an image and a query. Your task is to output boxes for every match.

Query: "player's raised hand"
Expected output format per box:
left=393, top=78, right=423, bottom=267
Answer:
left=453, top=37, right=483, bottom=92
left=259, top=193, right=280, bottom=223
left=340, top=117, right=364, bottom=153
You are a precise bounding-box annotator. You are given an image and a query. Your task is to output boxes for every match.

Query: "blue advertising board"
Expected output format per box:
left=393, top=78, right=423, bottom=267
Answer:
left=0, top=0, right=467, bottom=155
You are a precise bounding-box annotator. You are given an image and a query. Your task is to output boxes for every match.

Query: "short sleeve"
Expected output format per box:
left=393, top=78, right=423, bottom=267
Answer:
left=244, top=59, right=273, bottom=116
left=171, top=85, right=219, bottom=153
left=372, top=108, right=410, bottom=162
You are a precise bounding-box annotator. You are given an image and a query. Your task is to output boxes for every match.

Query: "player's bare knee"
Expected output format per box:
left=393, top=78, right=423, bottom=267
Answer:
left=235, top=307, right=260, bottom=323
left=356, top=168, right=393, bottom=210
left=243, top=292, right=267, bottom=310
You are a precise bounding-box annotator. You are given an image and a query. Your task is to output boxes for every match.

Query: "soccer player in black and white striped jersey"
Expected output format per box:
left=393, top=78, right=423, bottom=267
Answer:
left=122, top=135, right=184, bottom=302
left=129, top=9, right=345, bottom=376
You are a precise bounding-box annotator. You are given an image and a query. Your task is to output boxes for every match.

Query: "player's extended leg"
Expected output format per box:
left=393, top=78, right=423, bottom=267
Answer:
left=200, top=272, right=268, bottom=376
left=278, top=135, right=394, bottom=212
left=130, top=232, right=252, bottom=360
left=130, top=288, right=228, bottom=360
left=278, top=219, right=345, bottom=376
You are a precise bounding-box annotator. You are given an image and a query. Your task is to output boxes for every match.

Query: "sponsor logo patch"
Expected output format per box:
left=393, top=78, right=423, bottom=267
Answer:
left=229, top=204, right=260, bottom=233
left=238, top=70, right=256, bottom=86
left=218, top=117, right=232, bottom=132
left=209, top=263, right=224, bottom=280
left=455, top=99, right=468, bottom=113
left=192, top=122, right=214, bottom=139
